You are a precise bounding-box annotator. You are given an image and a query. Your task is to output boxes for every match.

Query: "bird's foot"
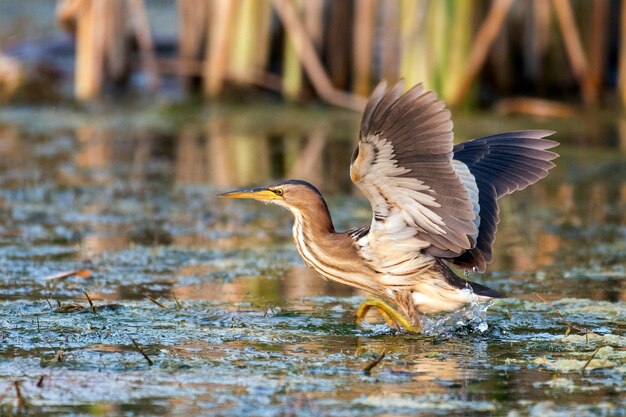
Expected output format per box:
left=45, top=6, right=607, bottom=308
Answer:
left=355, top=296, right=421, bottom=333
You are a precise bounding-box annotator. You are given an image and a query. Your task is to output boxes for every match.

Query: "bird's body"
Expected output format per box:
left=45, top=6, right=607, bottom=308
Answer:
left=221, top=81, right=558, bottom=332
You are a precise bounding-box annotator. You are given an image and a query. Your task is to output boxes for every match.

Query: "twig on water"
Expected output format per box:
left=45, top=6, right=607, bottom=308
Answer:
left=363, top=349, right=386, bottom=375
left=144, top=294, right=167, bottom=309
left=534, top=293, right=591, bottom=340
left=84, top=291, right=97, bottom=314
left=130, top=337, right=153, bottom=366
left=44, top=269, right=92, bottom=281
left=582, top=346, right=601, bottom=374
left=171, top=291, right=182, bottom=310
left=36, top=375, right=46, bottom=388
left=14, top=380, right=26, bottom=409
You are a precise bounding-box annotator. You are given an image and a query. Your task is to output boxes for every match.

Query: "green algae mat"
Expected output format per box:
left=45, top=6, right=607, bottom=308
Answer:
left=0, top=105, right=624, bottom=416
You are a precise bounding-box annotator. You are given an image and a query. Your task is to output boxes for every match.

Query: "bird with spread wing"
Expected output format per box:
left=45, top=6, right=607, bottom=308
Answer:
left=220, top=80, right=558, bottom=333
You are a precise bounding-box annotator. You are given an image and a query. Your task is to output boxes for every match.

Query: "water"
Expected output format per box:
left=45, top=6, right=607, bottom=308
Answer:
left=0, top=102, right=624, bottom=416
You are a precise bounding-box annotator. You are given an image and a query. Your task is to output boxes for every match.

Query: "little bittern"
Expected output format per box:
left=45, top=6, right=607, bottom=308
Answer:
left=220, top=80, right=558, bottom=333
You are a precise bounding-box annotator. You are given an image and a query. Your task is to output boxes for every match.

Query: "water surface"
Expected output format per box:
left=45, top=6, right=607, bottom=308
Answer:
left=0, top=103, right=624, bottom=416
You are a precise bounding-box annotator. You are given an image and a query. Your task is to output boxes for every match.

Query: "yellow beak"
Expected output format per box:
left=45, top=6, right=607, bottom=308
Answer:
left=218, top=187, right=281, bottom=201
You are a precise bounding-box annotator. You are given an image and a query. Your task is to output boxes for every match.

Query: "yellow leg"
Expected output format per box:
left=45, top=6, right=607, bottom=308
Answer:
left=355, top=296, right=421, bottom=333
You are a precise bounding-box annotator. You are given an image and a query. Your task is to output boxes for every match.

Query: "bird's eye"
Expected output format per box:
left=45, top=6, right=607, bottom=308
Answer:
left=274, top=188, right=284, bottom=196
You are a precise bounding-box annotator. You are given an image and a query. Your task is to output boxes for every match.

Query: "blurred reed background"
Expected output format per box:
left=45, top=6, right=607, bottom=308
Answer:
left=0, top=0, right=624, bottom=112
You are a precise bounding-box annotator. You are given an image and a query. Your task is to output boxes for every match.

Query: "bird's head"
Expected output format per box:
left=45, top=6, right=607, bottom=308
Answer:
left=219, top=180, right=329, bottom=216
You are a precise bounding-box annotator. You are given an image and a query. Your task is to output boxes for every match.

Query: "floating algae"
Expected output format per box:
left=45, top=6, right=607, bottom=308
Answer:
left=1, top=105, right=626, bottom=416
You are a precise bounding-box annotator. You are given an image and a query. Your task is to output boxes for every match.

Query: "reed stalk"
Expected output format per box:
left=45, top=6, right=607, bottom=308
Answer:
left=75, top=0, right=102, bottom=99
left=584, top=0, right=609, bottom=104
left=399, top=0, right=430, bottom=90
left=177, top=0, right=210, bottom=89
left=326, top=0, right=353, bottom=90
left=443, top=0, right=472, bottom=103
left=128, top=0, right=159, bottom=91
left=551, top=0, right=590, bottom=103
left=352, top=0, right=377, bottom=95
left=427, top=0, right=448, bottom=95
left=619, top=0, right=626, bottom=107
left=204, top=0, right=236, bottom=96
left=282, top=0, right=304, bottom=100
left=450, top=0, right=513, bottom=106
left=230, top=0, right=271, bottom=83
left=104, top=0, right=127, bottom=83
left=380, top=0, right=400, bottom=84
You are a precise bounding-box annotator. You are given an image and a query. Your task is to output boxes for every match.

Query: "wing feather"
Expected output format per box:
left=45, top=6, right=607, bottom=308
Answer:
left=351, top=81, right=478, bottom=263
left=451, top=130, right=558, bottom=271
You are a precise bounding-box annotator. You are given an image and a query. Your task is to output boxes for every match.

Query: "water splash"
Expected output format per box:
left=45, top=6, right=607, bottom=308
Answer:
left=462, top=266, right=480, bottom=279
left=420, top=299, right=494, bottom=336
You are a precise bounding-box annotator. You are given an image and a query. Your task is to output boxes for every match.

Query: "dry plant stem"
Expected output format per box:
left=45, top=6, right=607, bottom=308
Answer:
left=271, top=0, right=367, bottom=111
left=582, top=346, right=601, bottom=374
left=363, top=350, right=386, bottom=375
left=618, top=0, right=626, bottom=106
left=56, top=0, right=83, bottom=33
left=585, top=0, right=609, bottom=104
left=176, top=0, right=209, bottom=89
left=352, top=0, right=377, bottom=96
left=83, top=291, right=96, bottom=314
left=534, top=293, right=591, bottom=338
left=144, top=294, right=167, bottom=309
left=204, top=0, right=237, bottom=96
left=130, top=337, right=153, bottom=366
left=127, top=0, right=160, bottom=91
left=551, top=0, right=591, bottom=104
left=172, top=291, right=182, bottom=310
left=14, top=381, right=26, bottom=409
left=451, top=0, right=513, bottom=106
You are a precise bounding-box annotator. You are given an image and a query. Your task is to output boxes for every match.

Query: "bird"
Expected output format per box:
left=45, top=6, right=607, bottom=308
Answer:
left=219, top=80, right=558, bottom=333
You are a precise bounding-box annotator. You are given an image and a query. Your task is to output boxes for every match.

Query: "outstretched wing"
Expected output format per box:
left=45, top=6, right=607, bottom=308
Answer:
left=451, top=131, right=558, bottom=271
left=350, top=80, right=478, bottom=272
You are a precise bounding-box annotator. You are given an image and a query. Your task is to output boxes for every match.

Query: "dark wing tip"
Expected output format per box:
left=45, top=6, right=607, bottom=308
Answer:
left=467, top=280, right=506, bottom=298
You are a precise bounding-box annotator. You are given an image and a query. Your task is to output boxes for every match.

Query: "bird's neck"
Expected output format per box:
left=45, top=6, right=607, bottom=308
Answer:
left=290, top=197, right=335, bottom=237
left=290, top=198, right=343, bottom=275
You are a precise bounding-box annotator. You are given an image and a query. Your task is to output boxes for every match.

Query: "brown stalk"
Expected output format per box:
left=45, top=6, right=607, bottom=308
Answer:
left=618, top=0, right=626, bottom=107
left=534, top=293, right=591, bottom=339
left=130, top=337, right=154, bottom=366
left=363, top=350, right=386, bottom=375
left=127, top=0, right=160, bottom=91
left=84, top=291, right=97, bottom=314
left=144, top=294, right=167, bottom=309
left=352, top=0, right=377, bottom=96
left=271, top=0, right=367, bottom=111
left=581, top=346, right=601, bottom=374
left=451, top=0, right=513, bottom=106
left=172, top=291, right=182, bottom=310
left=14, top=381, right=26, bottom=409
left=204, top=0, right=237, bottom=96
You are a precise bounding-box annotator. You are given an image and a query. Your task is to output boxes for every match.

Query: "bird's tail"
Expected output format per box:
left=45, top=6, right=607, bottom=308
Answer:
left=437, top=259, right=505, bottom=299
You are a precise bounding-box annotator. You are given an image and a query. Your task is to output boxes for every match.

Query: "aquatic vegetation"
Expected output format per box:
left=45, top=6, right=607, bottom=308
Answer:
left=0, top=105, right=624, bottom=415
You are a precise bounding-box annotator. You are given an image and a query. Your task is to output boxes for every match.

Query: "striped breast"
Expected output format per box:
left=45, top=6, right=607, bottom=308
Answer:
left=291, top=212, right=389, bottom=296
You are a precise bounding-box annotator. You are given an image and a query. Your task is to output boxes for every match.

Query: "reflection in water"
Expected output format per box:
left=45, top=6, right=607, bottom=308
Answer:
left=2, top=111, right=626, bottom=304
left=1, top=109, right=626, bottom=416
